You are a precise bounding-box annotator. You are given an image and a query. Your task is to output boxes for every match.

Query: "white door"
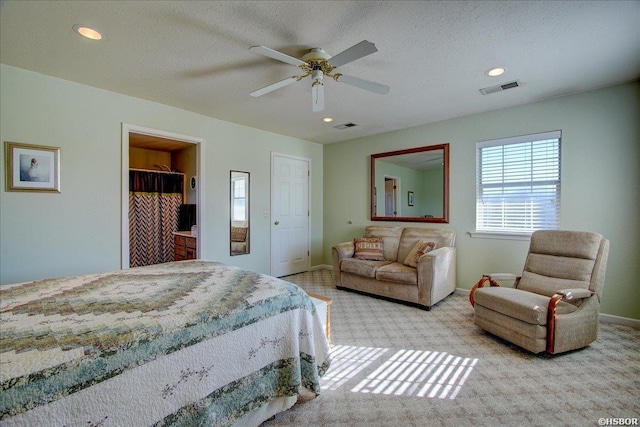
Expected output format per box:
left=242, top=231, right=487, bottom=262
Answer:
left=385, top=179, right=395, bottom=216
left=384, top=177, right=400, bottom=216
left=271, top=154, right=310, bottom=277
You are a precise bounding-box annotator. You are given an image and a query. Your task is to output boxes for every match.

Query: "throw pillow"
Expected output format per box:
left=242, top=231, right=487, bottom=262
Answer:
left=403, top=240, right=436, bottom=267
left=353, top=237, right=385, bottom=261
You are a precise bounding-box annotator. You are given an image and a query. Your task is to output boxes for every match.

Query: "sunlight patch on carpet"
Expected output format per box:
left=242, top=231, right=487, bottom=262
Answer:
left=321, top=345, right=389, bottom=391
left=322, top=346, right=478, bottom=399
left=351, top=349, right=478, bottom=399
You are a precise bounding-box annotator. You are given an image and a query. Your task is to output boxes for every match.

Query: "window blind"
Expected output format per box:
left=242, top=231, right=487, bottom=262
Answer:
left=476, top=131, right=561, bottom=233
left=232, top=179, right=246, bottom=221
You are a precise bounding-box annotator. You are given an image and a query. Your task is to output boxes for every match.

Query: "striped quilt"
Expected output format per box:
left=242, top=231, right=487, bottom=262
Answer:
left=0, top=260, right=331, bottom=426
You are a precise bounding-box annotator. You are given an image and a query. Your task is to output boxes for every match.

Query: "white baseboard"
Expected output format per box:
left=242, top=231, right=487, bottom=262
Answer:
left=455, top=287, right=639, bottom=328
left=310, top=264, right=332, bottom=271
left=599, top=313, right=640, bottom=328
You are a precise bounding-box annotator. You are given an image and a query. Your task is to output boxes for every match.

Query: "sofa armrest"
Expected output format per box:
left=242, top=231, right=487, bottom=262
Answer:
left=416, top=247, right=456, bottom=307
left=332, top=242, right=355, bottom=285
left=333, top=241, right=355, bottom=260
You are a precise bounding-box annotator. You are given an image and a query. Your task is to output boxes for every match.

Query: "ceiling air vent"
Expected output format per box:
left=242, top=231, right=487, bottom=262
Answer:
left=334, top=122, right=357, bottom=130
left=480, top=80, right=521, bottom=95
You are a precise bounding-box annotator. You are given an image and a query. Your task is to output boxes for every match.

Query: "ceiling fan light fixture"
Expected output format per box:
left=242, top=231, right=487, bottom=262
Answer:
left=73, top=24, right=104, bottom=40
left=486, top=67, right=506, bottom=77
left=311, top=69, right=324, bottom=82
left=302, top=48, right=331, bottom=63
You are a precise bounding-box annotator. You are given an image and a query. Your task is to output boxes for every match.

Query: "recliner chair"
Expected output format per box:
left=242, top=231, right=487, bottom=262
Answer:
left=470, top=230, right=609, bottom=354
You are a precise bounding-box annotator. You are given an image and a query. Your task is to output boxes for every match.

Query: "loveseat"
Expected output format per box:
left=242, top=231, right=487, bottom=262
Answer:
left=332, top=226, right=456, bottom=310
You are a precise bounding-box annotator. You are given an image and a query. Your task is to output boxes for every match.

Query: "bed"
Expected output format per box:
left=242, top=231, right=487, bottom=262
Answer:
left=0, top=260, right=331, bottom=426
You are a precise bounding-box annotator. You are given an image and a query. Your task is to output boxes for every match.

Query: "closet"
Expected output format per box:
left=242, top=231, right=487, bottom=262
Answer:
left=128, top=133, right=197, bottom=267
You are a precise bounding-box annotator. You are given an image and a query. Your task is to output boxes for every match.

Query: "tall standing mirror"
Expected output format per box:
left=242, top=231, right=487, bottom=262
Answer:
left=230, top=171, right=250, bottom=255
left=371, top=143, right=449, bottom=223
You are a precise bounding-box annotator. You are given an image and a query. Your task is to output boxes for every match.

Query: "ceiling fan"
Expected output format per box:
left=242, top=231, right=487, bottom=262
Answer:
left=249, top=40, right=390, bottom=112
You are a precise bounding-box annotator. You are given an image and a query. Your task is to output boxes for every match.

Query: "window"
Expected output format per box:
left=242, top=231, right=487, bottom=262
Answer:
left=475, top=130, right=561, bottom=235
left=232, top=177, right=246, bottom=222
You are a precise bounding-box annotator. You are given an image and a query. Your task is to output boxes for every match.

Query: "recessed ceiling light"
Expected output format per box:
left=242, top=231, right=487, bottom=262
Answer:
left=322, top=117, right=334, bottom=123
left=73, top=25, right=104, bottom=41
left=486, top=67, right=506, bottom=77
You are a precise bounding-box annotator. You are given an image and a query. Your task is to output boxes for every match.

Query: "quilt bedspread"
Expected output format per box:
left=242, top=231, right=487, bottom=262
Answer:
left=0, top=260, right=331, bottom=426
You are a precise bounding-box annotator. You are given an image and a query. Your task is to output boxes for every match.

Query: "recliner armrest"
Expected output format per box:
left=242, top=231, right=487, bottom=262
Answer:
left=469, top=273, right=521, bottom=306
left=547, top=288, right=595, bottom=353
left=486, top=273, right=519, bottom=282
left=555, top=288, right=594, bottom=301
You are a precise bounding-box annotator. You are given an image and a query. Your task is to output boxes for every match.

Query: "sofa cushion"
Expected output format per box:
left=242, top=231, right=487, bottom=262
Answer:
left=364, top=226, right=404, bottom=261
left=341, top=258, right=392, bottom=278
left=397, top=228, right=456, bottom=263
left=403, top=240, right=436, bottom=268
left=376, top=262, right=418, bottom=285
left=353, top=237, right=385, bottom=261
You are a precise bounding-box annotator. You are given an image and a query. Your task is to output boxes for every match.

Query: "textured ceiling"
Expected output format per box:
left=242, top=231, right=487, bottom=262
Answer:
left=1, top=1, right=639, bottom=144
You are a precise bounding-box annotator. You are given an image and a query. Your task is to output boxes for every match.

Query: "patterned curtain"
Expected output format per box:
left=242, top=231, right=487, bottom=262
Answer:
left=129, top=170, right=184, bottom=268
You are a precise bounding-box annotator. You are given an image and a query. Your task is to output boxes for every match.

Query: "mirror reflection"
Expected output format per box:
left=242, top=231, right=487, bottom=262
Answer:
left=230, top=171, right=250, bottom=255
left=371, top=144, right=449, bottom=223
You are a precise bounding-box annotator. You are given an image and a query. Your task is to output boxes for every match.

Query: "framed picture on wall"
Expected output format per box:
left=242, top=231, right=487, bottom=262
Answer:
left=408, top=191, right=414, bottom=206
left=5, top=141, right=61, bottom=192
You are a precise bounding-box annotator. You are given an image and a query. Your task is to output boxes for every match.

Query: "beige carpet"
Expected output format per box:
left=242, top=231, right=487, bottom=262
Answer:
left=263, top=269, right=640, bottom=427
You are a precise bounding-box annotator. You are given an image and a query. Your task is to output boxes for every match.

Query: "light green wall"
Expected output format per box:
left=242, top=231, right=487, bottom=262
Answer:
left=0, top=65, right=323, bottom=283
left=2, top=64, right=638, bottom=320
left=374, top=161, right=440, bottom=217
left=324, top=82, right=640, bottom=320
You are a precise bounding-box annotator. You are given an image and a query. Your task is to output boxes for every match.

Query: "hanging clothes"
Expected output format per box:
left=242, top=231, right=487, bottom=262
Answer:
left=129, top=170, right=184, bottom=267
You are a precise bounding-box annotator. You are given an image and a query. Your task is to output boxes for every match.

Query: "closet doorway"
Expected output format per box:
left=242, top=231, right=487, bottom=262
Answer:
left=121, top=124, right=204, bottom=269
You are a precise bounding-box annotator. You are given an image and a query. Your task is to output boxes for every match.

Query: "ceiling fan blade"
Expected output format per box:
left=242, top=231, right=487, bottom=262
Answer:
left=249, top=45, right=307, bottom=67
left=335, top=74, right=390, bottom=95
left=312, top=81, right=325, bottom=112
left=327, top=40, right=378, bottom=67
left=250, top=76, right=298, bottom=97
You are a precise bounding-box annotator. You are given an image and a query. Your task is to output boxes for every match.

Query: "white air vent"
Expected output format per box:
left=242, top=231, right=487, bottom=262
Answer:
left=480, top=80, right=521, bottom=95
left=334, top=122, right=357, bottom=130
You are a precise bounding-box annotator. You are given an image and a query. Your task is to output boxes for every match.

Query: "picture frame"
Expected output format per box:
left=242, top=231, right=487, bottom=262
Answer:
left=5, top=141, right=61, bottom=192
left=408, top=191, right=414, bottom=206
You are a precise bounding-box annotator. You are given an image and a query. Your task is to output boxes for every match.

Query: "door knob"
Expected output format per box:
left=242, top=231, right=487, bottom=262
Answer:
left=274, top=220, right=280, bottom=225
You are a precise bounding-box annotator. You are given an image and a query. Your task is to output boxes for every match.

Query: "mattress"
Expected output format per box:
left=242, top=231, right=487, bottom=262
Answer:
left=0, top=260, right=331, bottom=426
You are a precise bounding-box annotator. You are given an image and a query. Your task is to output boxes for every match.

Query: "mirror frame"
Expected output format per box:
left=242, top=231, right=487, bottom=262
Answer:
left=230, top=170, right=250, bottom=256
left=370, top=143, right=449, bottom=223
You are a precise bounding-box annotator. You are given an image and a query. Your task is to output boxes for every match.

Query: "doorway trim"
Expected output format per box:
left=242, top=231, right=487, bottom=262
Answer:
left=121, top=123, right=205, bottom=269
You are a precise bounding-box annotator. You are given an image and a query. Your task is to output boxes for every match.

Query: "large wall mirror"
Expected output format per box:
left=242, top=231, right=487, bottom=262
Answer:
left=230, top=171, right=250, bottom=255
left=371, top=143, right=449, bottom=223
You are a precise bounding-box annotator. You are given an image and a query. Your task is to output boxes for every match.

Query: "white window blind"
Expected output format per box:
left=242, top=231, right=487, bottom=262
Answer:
left=476, top=130, right=561, bottom=234
left=232, top=178, right=246, bottom=221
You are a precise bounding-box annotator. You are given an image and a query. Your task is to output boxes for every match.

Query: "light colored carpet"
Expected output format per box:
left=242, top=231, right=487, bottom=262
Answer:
left=263, top=269, right=640, bottom=427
